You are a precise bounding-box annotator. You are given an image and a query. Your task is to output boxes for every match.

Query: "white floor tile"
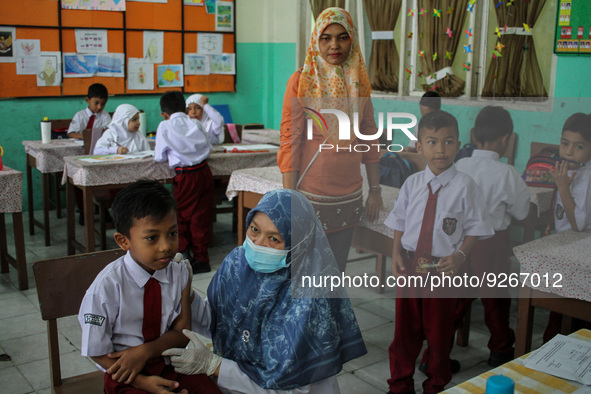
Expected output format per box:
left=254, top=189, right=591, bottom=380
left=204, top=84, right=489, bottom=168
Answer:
left=0, top=366, right=34, bottom=393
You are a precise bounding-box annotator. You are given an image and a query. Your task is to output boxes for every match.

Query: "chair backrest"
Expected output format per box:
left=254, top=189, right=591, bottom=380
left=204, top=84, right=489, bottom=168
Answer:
left=82, top=127, right=105, bottom=155
left=224, top=124, right=243, bottom=144
left=243, top=123, right=264, bottom=129
left=531, top=141, right=560, bottom=157
left=502, top=132, right=517, bottom=165
left=33, top=249, right=125, bottom=389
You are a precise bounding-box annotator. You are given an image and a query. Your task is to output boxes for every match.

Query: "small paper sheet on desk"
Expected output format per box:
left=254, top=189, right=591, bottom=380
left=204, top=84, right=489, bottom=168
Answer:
left=524, top=334, right=591, bottom=385
left=216, top=144, right=277, bottom=153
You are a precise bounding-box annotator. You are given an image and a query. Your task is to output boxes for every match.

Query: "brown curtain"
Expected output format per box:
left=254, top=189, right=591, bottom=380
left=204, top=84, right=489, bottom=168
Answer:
left=363, top=0, right=402, bottom=92
left=418, top=0, right=469, bottom=96
left=310, top=0, right=346, bottom=19
left=481, top=0, right=547, bottom=98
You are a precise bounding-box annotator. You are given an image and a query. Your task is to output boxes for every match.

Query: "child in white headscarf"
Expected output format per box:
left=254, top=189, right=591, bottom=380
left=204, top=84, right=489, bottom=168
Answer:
left=93, top=104, right=151, bottom=155
left=186, top=94, right=225, bottom=145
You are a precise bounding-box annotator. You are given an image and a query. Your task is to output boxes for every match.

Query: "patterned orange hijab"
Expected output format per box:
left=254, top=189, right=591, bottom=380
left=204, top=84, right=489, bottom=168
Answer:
left=298, top=7, right=372, bottom=146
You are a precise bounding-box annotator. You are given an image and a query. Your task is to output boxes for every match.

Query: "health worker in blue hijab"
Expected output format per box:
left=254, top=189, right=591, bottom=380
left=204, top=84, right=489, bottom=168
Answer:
left=163, top=189, right=367, bottom=393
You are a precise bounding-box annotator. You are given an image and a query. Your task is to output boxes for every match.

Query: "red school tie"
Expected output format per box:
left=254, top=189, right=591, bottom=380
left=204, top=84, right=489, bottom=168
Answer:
left=413, top=182, right=441, bottom=273
left=142, top=277, right=162, bottom=343
left=85, top=114, right=96, bottom=130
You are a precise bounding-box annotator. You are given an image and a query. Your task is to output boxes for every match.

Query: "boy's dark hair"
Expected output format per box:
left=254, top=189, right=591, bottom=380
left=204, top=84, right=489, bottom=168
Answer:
left=111, top=180, right=177, bottom=237
left=87, top=83, right=108, bottom=99
left=420, top=91, right=441, bottom=111
left=160, top=91, right=186, bottom=115
left=562, top=113, right=591, bottom=143
left=418, top=110, right=459, bottom=140
left=472, top=106, right=513, bottom=143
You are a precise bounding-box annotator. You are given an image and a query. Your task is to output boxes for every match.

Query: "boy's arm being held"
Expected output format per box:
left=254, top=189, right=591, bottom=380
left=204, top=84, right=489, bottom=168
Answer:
left=552, top=161, right=580, bottom=231
left=106, top=265, right=192, bottom=384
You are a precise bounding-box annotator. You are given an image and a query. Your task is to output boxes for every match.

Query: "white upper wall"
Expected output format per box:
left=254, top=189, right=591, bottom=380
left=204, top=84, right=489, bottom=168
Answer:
left=237, top=0, right=299, bottom=43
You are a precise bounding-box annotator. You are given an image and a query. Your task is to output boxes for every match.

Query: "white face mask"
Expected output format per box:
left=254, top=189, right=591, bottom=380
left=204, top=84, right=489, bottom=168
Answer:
left=243, top=236, right=289, bottom=273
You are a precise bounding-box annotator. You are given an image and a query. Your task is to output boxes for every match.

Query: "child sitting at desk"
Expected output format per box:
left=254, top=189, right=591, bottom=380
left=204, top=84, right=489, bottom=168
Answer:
left=93, top=104, right=150, bottom=155
left=78, top=180, right=221, bottom=393
left=68, top=83, right=111, bottom=140
left=384, top=110, right=493, bottom=394
left=186, top=94, right=225, bottom=145
left=155, top=91, right=214, bottom=275
left=544, top=113, right=591, bottom=342
left=455, top=106, right=531, bottom=367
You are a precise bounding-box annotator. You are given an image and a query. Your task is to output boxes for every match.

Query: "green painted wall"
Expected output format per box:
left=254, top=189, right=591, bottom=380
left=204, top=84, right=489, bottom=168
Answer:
left=1, top=41, right=295, bottom=212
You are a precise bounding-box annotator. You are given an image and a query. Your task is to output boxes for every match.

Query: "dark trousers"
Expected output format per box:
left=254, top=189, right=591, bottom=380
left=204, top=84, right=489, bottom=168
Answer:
left=388, top=255, right=457, bottom=394
left=104, top=359, right=221, bottom=393
left=458, top=231, right=515, bottom=355
left=173, top=165, right=214, bottom=263
left=326, top=227, right=355, bottom=273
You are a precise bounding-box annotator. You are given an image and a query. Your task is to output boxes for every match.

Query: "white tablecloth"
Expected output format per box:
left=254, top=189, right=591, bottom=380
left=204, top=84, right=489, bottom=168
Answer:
left=23, top=140, right=84, bottom=173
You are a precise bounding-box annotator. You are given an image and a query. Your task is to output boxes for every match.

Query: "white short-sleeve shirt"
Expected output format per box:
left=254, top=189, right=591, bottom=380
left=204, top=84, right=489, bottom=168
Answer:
left=79, top=251, right=189, bottom=358
left=384, top=164, right=494, bottom=257
left=456, top=150, right=531, bottom=231
left=154, top=112, right=211, bottom=168
left=555, top=161, right=591, bottom=232
left=68, top=108, right=111, bottom=134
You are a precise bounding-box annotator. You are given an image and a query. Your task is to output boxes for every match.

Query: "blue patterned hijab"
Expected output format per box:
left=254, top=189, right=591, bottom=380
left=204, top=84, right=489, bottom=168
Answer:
left=207, top=189, right=367, bottom=390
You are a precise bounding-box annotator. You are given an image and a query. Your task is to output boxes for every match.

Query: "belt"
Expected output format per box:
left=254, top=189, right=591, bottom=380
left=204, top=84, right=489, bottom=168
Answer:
left=175, top=161, right=207, bottom=174
left=406, top=250, right=440, bottom=265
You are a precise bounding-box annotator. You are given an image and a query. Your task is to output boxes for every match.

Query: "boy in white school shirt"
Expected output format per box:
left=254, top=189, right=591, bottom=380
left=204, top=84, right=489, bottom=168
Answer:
left=455, top=106, right=531, bottom=367
left=155, top=91, right=214, bottom=275
left=68, top=83, right=111, bottom=140
left=385, top=110, right=493, bottom=394
left=544, top=112, right=591, bottom=342
left=78, top=180, right=221, bottom=394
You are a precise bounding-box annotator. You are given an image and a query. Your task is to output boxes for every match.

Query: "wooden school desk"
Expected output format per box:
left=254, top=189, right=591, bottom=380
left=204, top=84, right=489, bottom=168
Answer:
left=444, top=329, right=591, bottom=393
left=22, top=139, right=84, bottom=246
left=63, top=147, right=279, bottom=254
left=513, top=230, right=591, bottom=357
left=0, top=167, right=28, bottom=290
left=225, top=166, right=400, bottom=293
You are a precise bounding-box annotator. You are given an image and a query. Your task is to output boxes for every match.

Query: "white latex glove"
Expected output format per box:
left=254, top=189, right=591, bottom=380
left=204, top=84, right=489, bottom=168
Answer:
left=162, top=329, right=222, bottom=376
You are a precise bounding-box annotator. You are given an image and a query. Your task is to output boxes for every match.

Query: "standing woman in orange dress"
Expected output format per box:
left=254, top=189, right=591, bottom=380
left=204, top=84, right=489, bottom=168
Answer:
left=278, top=7, right=382, bottom=272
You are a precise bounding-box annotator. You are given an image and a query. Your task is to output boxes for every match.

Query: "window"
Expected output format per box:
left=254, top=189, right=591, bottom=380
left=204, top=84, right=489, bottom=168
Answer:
left=352, top=0, right=557, bottom=106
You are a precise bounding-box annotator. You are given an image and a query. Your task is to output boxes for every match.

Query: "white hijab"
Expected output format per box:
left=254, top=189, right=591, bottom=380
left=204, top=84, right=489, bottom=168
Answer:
left=105, top=104, right=150, bottom=152
left=185, top=94, right=209, bottom=124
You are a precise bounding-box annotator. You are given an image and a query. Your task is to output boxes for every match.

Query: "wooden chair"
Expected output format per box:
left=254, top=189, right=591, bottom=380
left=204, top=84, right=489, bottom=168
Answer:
left=502, top=133, right=517, bottom=165
left=47, top=119, right=73, bottom=219
left=223, top=124, right=243, bottom=144
left=33, top=249, right=125, bottom=393
left=243, top=123, right=264, bottom=129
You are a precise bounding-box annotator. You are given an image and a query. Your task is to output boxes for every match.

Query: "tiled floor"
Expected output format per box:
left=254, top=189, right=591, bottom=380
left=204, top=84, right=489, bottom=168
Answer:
left=0, top=207, right=549, bottom=393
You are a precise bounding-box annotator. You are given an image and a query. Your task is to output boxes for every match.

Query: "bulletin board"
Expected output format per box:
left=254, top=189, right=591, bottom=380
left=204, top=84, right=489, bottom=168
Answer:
left=0, top=0, right=236, bottom=98
left=554, top=0, right=591, bottom=55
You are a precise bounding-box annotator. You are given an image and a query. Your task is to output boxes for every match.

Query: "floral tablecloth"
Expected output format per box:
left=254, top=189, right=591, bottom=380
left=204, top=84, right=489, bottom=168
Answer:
left=62, top=156, right=175, bottom=187
left=528, top=186, right=554, bottom=217
left=209, top=148, right=278, bottom=177
left=226, top=166, right=399, bottom=238
left=0, top=167, right=23, bottom=213
left=513, top=230, right=591, bottom=301
left=23, top=140, right=84, bottom=173
left=241, top=129, right=280, bottom=145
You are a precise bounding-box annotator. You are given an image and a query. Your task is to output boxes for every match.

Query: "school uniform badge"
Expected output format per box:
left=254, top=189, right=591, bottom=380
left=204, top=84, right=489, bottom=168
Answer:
left=442, top=217, right=457, bottom=235
left=556, top=204, right=565, bottom=220
left=84, top=313, right=105, bottom=326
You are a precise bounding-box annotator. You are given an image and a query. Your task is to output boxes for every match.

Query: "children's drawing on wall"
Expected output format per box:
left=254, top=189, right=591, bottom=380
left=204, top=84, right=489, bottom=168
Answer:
left=210, top=53, right=235, bottom=75
left=61, top=0, right=126, bottom=12
left=0, top=27, right=16, bottom=63
left=184, top=54, right=209, bottom=75
left=184, top=0, right=203, bottom=5
left=128, top=58, right=154, bottom=90
left=97, top=53, right=124, bottom=77
left=205, top=0, right=215, bottom=14
left=197, top=33, right=223, bottom=55
left=157, top=64, right=183, bottom=87
left=63, top=53, right=98, bottom=77
left=37, top=52, right=62, bottom=87
left=215, top=1, right=234, bottom=32
left=143, top=31, right=164, bottom=63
